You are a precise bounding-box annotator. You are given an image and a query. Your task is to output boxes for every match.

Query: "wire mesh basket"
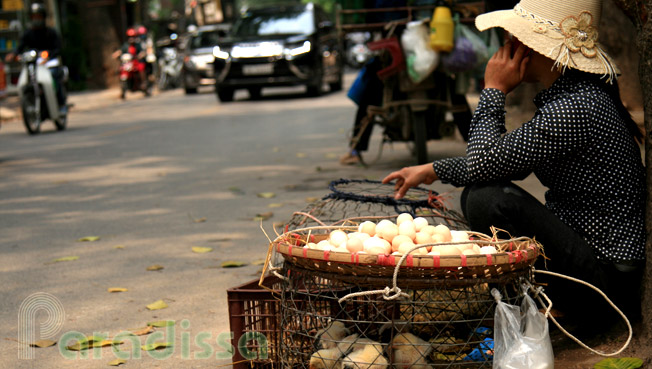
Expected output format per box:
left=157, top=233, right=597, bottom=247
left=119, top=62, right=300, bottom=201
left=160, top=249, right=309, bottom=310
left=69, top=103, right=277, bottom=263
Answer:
left=259, top=179, right=540, bottom=368
left=278, top=264, right=531, bottom=368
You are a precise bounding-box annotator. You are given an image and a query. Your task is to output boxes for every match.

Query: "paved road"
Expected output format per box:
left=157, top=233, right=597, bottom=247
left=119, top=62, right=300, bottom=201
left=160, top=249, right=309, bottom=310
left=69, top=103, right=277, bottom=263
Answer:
left=0, top=80, right=544, bottom=368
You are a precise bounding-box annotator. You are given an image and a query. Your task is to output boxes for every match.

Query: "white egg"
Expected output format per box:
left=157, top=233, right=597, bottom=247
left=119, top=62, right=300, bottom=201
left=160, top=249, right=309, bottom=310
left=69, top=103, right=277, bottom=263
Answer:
left=433, top=224, right=452, bottom=242
left=345, top=238, right=364, bottom=253
left=349, top=232, right=371, bottom=242
left=391, top=234, right=413, bottom=252
left=363, top=236, right=386, bottom=252
left=473, top=244, right=482, bottom=253
left=431, top=233, right=447, bottom=244
left=462, top=248, right=479, bottom=255
left=398, top=221, right=417, bottom=240
left=421, top=225, right=437, bottom=235
left=307, top=242, right=319, bottom=249
left=413, top=217, right=429, bottom=232
left=358, top=221, right=376, bottom=236
left=377, top=223, right=398, bottom=242
left=427, top=249, right=441, bottom=256
left=397, top=241, right=417, bottom=255
left=415, top=231, right=432, bottom=245
left=329, top=230, right=348, bottom=247
left=431, top=245, right=462, bottom=256
left=479, top=246, right=498, bottom=254
left=396, top=213, right=413, bottom=225
left=366, top=245, right=389, bottom=255
left=450, top=230, right=470, bottom=242
left=317, top=240, right=334, bottom=251
left=333, top=246, right=349, bottom=253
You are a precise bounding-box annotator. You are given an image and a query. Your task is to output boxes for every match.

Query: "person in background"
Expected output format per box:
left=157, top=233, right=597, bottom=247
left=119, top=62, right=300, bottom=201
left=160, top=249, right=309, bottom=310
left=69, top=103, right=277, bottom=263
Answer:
left=6, top=2, right=67, bottom=112
left=112, top=27, right=147, bottom=90
left=383, top=0, right=645, bottom=326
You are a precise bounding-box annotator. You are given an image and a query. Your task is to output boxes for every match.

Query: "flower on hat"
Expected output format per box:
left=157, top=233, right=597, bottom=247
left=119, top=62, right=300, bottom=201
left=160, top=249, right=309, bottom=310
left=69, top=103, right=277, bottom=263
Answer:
left=560, top=11, right=598, bottom=58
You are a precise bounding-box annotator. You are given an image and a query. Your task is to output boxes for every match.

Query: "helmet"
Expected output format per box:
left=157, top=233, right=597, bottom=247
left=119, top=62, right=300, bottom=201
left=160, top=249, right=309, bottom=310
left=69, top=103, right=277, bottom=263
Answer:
left=126, top=27, right=137, bottom=37
left=30, top=3, right=47, bottom=17
left=137, top=25, right=147, bottom=36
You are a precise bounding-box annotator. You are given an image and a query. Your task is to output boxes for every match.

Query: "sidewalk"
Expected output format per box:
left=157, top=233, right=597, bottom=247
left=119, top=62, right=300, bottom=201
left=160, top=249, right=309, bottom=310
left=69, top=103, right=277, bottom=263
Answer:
left=0, top=86, right=124, bottom=122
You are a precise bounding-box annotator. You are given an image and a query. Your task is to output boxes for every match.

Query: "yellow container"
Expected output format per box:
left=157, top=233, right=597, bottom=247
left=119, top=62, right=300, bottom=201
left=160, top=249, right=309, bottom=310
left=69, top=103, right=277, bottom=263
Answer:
left=429, top=6, right=454, bottom=52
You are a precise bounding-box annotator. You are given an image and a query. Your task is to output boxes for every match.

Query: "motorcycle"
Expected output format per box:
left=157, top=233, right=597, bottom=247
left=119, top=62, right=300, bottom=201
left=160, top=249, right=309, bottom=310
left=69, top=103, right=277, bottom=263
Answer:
left=157, top=46, right=182, bottom=90
left=17, top=50, right=68, bottom=134
left=119, top=52, right=151, bottom=99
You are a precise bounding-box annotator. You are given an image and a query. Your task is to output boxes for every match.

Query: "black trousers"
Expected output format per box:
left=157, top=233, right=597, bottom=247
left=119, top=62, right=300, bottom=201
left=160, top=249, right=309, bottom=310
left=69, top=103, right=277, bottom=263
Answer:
left=461, top=182, right=643, bottom=321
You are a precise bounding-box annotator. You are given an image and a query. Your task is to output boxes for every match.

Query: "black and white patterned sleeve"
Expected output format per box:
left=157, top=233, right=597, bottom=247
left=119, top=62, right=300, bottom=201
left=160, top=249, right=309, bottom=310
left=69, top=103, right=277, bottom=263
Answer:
left=466, top=88, right=592, bottom=182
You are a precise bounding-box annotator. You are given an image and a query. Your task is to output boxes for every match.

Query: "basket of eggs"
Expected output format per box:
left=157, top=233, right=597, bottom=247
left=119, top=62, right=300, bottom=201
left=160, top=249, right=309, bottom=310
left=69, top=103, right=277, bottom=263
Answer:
left=272, top=212, right=540, bottom=280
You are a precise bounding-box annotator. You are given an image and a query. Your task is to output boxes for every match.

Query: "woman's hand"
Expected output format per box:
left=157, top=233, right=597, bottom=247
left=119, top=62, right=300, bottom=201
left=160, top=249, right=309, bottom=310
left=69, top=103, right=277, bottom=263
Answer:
left=382, top=163, right=438, bottom=199
left=484, top=39, right=530, bottom=94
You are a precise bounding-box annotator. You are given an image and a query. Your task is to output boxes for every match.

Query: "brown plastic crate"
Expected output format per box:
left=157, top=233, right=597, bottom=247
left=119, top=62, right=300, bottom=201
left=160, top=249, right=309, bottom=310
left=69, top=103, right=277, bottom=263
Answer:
left=227, top=276, right=283, bottom=369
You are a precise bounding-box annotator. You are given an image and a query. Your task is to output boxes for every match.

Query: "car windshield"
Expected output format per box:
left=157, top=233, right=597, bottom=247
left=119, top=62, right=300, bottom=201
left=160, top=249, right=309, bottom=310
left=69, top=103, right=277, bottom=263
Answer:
left=233, top=9, right=314, bottom=37
left=191, top=30, right=226, bottom=49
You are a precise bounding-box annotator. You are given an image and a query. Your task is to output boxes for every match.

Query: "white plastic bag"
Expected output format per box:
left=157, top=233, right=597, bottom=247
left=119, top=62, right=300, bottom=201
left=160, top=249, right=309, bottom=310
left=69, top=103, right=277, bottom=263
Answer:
left=401, top=20, right=439, bottom=84
left=492, top=286, right=554, bottom=369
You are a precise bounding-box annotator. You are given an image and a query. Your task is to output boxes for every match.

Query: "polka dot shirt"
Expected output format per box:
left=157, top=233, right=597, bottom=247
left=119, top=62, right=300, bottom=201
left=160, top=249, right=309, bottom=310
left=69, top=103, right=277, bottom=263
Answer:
left=433, top=74, right=645, bottom=262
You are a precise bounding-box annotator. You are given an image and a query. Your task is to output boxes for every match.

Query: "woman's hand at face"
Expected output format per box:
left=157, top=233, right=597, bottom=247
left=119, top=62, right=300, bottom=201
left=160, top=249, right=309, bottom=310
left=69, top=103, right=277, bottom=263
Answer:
left=484, top=39, right=530, bottom=94
left=381, top=163, right=438, bottom=199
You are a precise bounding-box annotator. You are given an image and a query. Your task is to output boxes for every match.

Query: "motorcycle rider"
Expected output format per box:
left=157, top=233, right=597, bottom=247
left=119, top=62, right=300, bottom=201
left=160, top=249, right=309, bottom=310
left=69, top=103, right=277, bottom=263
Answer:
left=137, top=25, right=156, bottom=88
left=112, top=27, right=147, bottom=90
left=6, top=3, right=67, bottom=113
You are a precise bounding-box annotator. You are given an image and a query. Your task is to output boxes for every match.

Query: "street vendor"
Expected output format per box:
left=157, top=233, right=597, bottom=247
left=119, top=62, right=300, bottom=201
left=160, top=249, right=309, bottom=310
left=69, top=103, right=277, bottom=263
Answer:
left=382, top=0, right=645, bottom=324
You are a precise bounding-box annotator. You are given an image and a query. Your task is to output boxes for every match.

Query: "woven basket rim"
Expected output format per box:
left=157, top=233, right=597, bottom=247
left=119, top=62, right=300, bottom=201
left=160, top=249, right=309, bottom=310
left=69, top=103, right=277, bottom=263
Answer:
left=273, top=231, right=539, bottom=270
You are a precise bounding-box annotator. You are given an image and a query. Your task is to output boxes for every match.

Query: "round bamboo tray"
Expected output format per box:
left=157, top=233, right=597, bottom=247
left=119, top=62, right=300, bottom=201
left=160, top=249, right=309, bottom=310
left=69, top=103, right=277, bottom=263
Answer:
left=274, top=232, right=539, bottom=280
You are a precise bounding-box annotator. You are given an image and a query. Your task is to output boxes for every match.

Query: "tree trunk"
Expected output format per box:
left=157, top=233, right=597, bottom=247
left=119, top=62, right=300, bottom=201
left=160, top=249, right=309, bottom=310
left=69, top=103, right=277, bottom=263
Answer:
left=612, top=0, right=652, bottom=340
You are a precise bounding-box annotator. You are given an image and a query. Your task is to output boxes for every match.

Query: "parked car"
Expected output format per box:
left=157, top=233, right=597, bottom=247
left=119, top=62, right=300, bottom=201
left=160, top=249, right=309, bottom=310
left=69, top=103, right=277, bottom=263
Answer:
left=181, top=24, right=231, bottom=94
left=212, top=3, right=344, bottom=102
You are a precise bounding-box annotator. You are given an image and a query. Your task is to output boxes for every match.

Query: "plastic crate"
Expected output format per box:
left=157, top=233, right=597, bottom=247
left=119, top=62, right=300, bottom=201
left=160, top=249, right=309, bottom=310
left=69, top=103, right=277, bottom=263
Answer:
left=227, top=276, right=283, bottom=369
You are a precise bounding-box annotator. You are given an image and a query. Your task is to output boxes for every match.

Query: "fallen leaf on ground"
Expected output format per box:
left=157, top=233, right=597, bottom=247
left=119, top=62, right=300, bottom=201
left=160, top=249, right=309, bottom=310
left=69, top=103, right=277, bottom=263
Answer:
left=114, top=245, right=125, bottom=249
left=30, top=339, right=56, bottom=348
left=188, top=214, right=207, bottom=223
left=108, top=359, right=127, bottom=366
left=222, top=261, right=246, bottom=268
left=107, top=288, right=128, bottom=293
left=254, top=212, right=273, bottom=221
left=305, top=197, right=318, bottom=203
left=147, top=320, right=175, bottom=328
left=272, top=147, right=280, bottom=152
left=47, top=256, right=79, bottom=264
left=191, top=246, right=213, bottom=253
left=325, top=153, right=338, bottom=159
left=141, top=342, right=172, bottom=351
left=296, top=152, right=307, bottom=158
left=128, top=326, right=154, bottom=336
left=257, top=192, right=276, bottom=198
left=268, top=203, right=283, bottom=208
left=228, top=186, right=244, bottom=195
left=594, top=357, right=643, bottom=369
left=77, top=236, right=100, bottom=242
left=146, top=300, right=168, bottom=310
left=146, top=265, right=164, bottom=271
left=252, top=259, right=266, bottom=266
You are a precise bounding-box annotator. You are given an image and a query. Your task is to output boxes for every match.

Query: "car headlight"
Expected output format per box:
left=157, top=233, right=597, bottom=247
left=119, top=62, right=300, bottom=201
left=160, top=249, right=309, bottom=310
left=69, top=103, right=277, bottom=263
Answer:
left=212, top=46, right=229, bottom=60
left=190, top=54, right=215, bottom=68
left=284, top=41, right=311, bottom=60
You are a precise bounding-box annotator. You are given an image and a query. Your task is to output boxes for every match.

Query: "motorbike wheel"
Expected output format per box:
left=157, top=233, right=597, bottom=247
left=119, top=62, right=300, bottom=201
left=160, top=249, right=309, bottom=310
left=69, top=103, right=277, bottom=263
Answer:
left=21, top=92, right=41, bottom=135
left=411, top=109, right=429, bottom=165
left=216, top=87, right=234, bottom=102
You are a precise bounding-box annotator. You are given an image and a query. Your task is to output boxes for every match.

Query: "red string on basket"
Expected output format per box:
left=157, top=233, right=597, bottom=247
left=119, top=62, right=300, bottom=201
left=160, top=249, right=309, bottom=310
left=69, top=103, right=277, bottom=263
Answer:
left=486, top=254, right=493, bottom=266
left=406, top=254, right=413, bottom=267
left=323, top=250, right=330, bottom=261
left=432, top=255, right=440, bottom=267
left=427, top=191, right=453, bottom=211
left=460, top=254, right=467, bottom=267
left=303, top=247, right=308, bottom=258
